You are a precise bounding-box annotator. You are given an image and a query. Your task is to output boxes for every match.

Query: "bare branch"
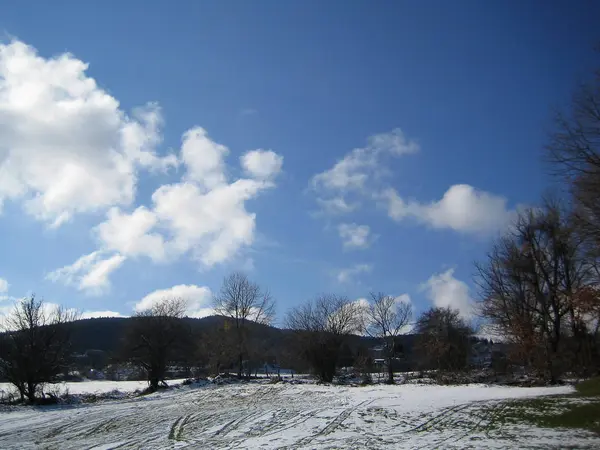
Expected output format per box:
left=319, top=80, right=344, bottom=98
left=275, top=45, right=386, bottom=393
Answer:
left=285, top=294, right=362, bottom=382
left=121, top=297, right=191, bottom=391
left=212, top=272, right=276, bottom=377
left=0, top=295, right=78, bottom=403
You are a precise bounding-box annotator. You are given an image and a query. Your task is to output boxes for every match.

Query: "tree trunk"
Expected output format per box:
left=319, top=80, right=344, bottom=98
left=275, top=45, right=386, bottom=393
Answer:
left=148, top=365, right=160, bottom=392
left=149, top=376, right=159, bottom=392
left=26, top=382, right=36, bottom=403
left=238, top=353, right=243, bottom=379
left=387, top=356, right=394, bottom=384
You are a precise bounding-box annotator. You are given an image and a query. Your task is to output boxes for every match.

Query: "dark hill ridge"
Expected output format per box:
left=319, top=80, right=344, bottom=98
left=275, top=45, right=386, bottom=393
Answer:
left=68, top=315, right=286, bottom=354
left=67, top=315, right=416, bottom=357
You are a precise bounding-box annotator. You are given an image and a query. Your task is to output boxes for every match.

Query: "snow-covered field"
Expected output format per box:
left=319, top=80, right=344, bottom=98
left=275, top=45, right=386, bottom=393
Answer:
left=1, top=380, right=599, bottom=449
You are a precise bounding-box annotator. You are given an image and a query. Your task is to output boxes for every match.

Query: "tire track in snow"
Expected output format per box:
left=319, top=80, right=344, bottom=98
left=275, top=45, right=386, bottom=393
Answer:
left=287, top=399, right=372, bottom=449
left=406, top=402, right=472, bottom=433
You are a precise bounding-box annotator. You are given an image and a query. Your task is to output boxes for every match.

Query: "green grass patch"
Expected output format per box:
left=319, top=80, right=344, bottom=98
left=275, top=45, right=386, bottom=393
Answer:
left=538, top=402, right=600, bottom=434
left=576, top=377, right=600, bottom=397
left=492, top=383, right=600, bottom=435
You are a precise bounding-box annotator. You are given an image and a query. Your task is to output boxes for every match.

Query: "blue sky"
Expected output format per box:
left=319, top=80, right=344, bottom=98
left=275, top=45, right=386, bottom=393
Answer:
left=0, top=1, right=598, bottom=324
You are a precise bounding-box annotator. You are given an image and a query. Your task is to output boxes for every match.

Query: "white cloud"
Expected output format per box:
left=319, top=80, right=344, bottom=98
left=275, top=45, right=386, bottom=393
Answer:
left=135, top=284, right=213, bottom=318
left=81, top=310, right=125, bottom=319
left=88, top=130, right=280, bottom=270
left=336, top=263, right=373, bottom=283
left=53, top=133, right=281, bottom=284
left=421, top=268, right=473, bottom=318
left=310, top=128, right=513, bottom=240
left=310, top=129, right=418, bottom=214
left=0, top=277, right=12, bottom=304
left=382, top=184, right=515, bottom=235
left=0, top=40, right=175, bottom=226
left=0, top=277, right=8, bottom=293
left=241, top=149, right=283, bottom=180
left=0, top=38, right=286, bottom=284
left=152, top=179, right=266, bottom=267
left=394, top=293, right=412, bottom=306
left=312, top=147, right=371, bottom=192
left=338, top=223, right=374, bottom=249
left=314, top=196, right=358, bottom=215
left=180, top=127, right=229, bottom=191
left=79, top=254, right=127, bottom=293
left=46, top=251, right=126, bottom=295
left=95, top=206, right=167, bottom=261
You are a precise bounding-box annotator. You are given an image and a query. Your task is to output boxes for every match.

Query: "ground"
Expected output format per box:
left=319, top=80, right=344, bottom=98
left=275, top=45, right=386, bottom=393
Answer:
left=0, top=379, right=599, bottom=449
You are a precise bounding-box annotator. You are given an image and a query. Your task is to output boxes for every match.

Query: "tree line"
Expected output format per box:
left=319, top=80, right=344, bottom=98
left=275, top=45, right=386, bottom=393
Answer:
left=0, top=273, right=475, bottom=403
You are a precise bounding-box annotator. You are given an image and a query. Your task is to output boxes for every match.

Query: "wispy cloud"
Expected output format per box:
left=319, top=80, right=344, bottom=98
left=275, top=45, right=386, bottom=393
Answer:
left=338, top=223, right=375, bottom=250
left=335, top=263, right=373, bottom=283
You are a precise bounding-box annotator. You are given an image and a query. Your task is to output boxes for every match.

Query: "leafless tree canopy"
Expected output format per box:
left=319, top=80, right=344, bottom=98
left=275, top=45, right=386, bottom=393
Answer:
left=363, top=292, right=412, bottom=383
left=213, top=272, right=275, bottom=326
left=286, top=294, right=363, bottom=336
left=546, top=57, right=600, bottom=251
left=415, top=306, right=472, bottom=374
left=475, top=202, right=600, bottom=380
left=121, top=297, right=191, bottom=391
left=212, top=272, right=276, bottom=377
left=0, top=296, right=79, bottom=403
left=285, top=294, right=362, bottom=382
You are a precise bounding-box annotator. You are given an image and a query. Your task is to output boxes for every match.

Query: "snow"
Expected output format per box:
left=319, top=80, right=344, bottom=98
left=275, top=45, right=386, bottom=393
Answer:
left=0, top=379, right=188, bottom=396
left=0, top=381, right=598, bottom=449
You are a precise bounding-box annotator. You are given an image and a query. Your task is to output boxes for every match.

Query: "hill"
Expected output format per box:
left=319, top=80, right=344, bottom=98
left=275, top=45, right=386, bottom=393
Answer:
left=67, top=316, right=418, bottom=367
left=68, top=315, right=287, bottom=355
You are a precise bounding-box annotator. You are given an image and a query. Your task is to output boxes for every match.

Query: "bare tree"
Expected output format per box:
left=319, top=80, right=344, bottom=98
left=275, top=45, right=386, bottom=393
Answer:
left=546, top=54, right=600, bottom=250
left=121, top=297, right=191, bottom=392
left=213, top=272, right=275, bottom=378
left=362, top=292, right=412, bottom=384
left=285, top=294, right=362, bottom=382
left=198, top=321, right=237, bottom=376
left=0, top=295, right=79, bottom=403
left=415, top=306, right=472, bottom=374
left=475, top=202, right=600, bottom=381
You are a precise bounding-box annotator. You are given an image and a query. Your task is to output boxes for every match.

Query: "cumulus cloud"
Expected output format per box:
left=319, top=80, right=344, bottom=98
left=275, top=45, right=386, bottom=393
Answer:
left=91, top=130, right=280, bottom=269
left=46, top=251, right=126, bottom=295
left=135, top=284, right=213, bottom=318
left=180, top=127, right=228, bottom=190
left=310, top=129, right=418, bottom=215
left=421, top=268, right=473, bottom=318
left=382, top=184, right=515, bottom=235
left=0, top=40, right=176, bottom=226
left=95, top=206, right=167, bottom=261
left=310, top=128, right=514, bottom=241
left=336, top=263, right=373, bottom=283
left=338, top=223, right=374, bottom=250
left=241, top=149, right=283, bottom=180
left=0, top=39, right=284, bottom=288
left=151, top=179, right=266, bottom=267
